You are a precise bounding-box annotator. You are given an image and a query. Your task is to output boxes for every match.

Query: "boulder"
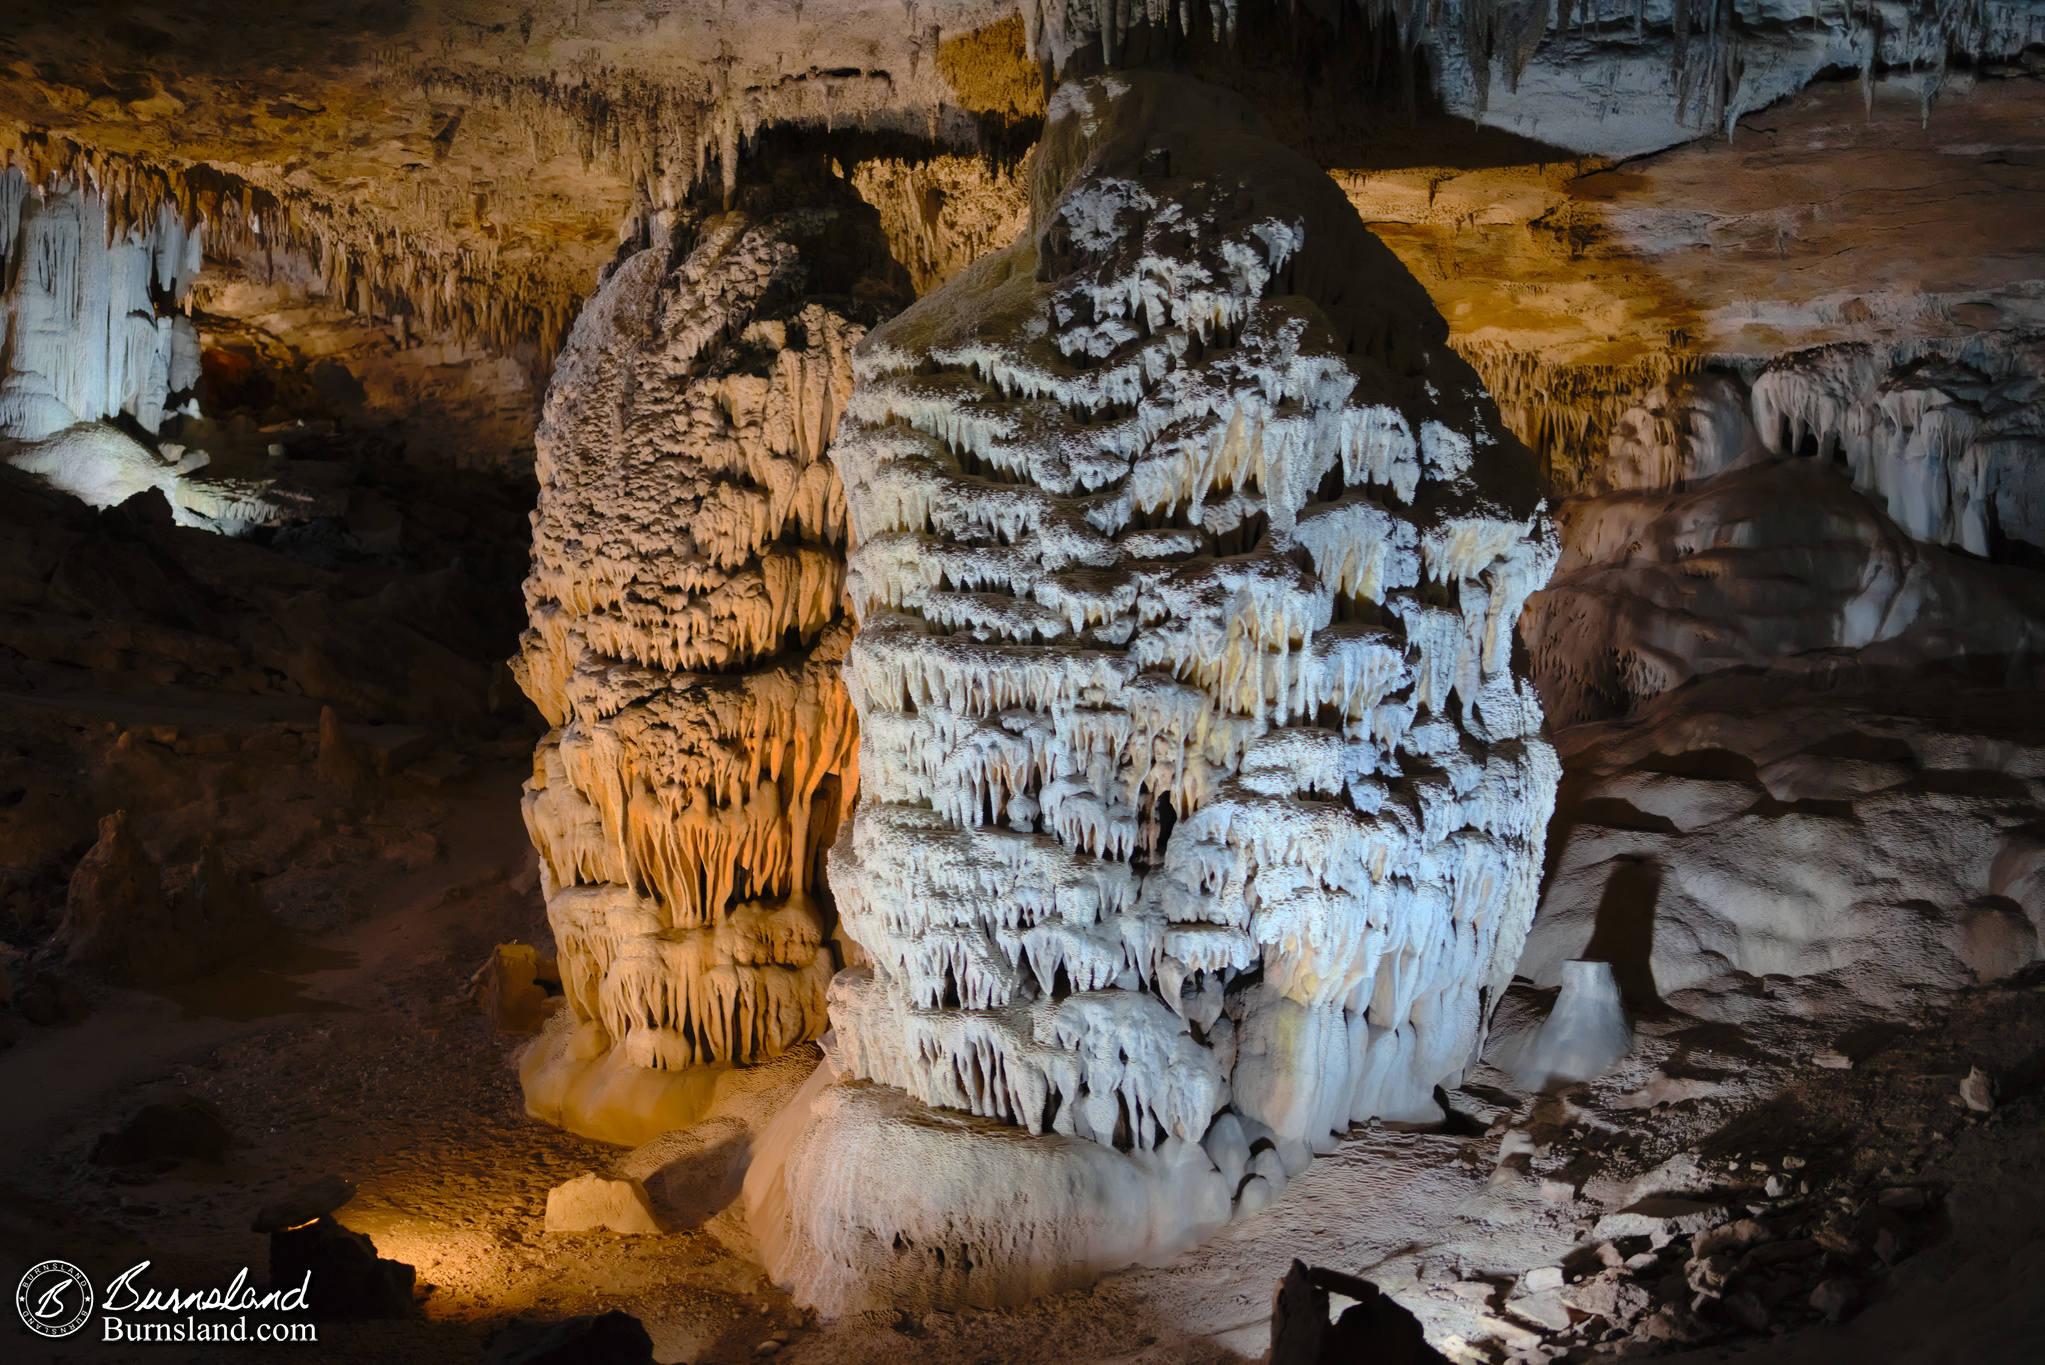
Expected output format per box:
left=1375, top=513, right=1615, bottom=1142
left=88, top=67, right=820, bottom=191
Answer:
left=613, top=1116, right=750, bottom=1231
left=482, top=1310, right=655, bottom=1365
left=475, top=943, right=559, bottom=1034
left=1592, top=1197, right=1729, bottom=1242
left=1961, top=1066, right=1998, bottom=1112
left=267, top=1216, right=414, bottom=1319
left=13, top=969, right=86, bottom=1025
left=252, top=1176, right=358, bottom=1233
left=1561, top=1270, right=1650, bottom=1328
left=90, top=1091, right=231, bottom=1166
left=1270, top=1261, right=1449, bottom=1365
left=1809, top=1277, right=1857, bottom=1324
left=544, top=1174, right=661, bottom=1234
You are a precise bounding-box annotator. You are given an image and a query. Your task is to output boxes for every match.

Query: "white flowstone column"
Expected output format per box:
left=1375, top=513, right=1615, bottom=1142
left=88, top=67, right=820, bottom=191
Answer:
left=751, top=72, right=1560, bottom=1314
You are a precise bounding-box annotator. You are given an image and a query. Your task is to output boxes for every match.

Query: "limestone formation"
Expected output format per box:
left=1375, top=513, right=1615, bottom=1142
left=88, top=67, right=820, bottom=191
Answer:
left=1569, top=336, right=2045, bottom=566
left=851, top=156, right=1032, bottom=297
left=476, top=943, right=562, bottom=1035
left=0, top=169, right=406, bottom=534
left=748, top=71, right=1558, bottom=1312
left=1528, top=461, right=2045, bottom=727
left=59, top=811, right=272, bottom=987
left=1513, top=958, right=1633, bottom=1090
left=543, top=1173, right=663, bottom=1235
left=1518, top=682, right=2045, bottom=1019
left=1749, top=336, right=2045, bottom=561
left=0, top=169, right=202, bottom=442
left=514, top=168, right=908, bottom=1145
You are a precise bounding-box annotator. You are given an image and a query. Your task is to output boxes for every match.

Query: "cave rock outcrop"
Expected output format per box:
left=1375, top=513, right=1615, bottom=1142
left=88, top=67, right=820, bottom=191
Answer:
left=1529, top=347, right=2045, bottom=727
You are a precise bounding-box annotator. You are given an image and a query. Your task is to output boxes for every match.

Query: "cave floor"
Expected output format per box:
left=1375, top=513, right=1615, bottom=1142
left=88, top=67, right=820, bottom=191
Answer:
left=2, top=759, right=2042, bottom=1364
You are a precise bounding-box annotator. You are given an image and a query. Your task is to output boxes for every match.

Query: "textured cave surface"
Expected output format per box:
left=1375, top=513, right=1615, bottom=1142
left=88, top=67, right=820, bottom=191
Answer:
left=737, top=70, right=1559, bottom=1314
left=514, top=157, right=907, bottom=1146
left=2, top=3, right=2045, bottom=1363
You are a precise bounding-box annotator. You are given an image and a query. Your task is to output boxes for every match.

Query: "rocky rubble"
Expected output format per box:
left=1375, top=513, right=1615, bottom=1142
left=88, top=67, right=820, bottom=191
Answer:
left=1417, top=934, right=2045, bottom=1363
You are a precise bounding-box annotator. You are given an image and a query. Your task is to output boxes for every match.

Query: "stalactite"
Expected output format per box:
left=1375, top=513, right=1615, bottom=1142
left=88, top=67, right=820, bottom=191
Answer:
left=1455, top=339, right=1698, bottom=490
left=1747, top=334, right=2045, bottom=559
left=1025, top=0, right=2045, bottom=145
left=0, top=127, right=586, bottom=371
left=850, top=156, right=1032, bottom=296
left=0, top=168, right=201, bottom=443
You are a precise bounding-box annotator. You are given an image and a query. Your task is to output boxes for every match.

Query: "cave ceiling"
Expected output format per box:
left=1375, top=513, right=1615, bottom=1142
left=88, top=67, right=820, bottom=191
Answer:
left=4, top=2, right=2039, bottom=478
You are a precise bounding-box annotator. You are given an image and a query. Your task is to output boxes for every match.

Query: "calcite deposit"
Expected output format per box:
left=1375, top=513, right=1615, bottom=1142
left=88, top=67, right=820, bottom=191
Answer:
left=515, top=168, right=908, bottom=1146
left=0, top=169, right=202, bottom=442
left=1527, top=356, right=2045, bottom=727
left=746, top=71, right=1559, bottom=1313
left=10, top=5, right=2045, bottom=1361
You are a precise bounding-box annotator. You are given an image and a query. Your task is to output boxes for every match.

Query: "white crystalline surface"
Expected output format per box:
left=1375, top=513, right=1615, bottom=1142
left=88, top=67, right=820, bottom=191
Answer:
left=1530, top=348, right=2045, bottom=727
left=826, top=72, right=1560, bottom=1165
left=515, top=213, right=871, bottom=1143
left=1028, top=1, right=2045, bottom=157
left=0, top=169, right=323, bottom=536
left=0, top=170, right=204, bottom=444
left=1749, top=336, right=2045, bottom=561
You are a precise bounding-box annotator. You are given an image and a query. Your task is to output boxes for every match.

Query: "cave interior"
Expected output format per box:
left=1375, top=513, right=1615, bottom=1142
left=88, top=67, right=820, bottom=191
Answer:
left=2, top=2, right=2044, bottom=1363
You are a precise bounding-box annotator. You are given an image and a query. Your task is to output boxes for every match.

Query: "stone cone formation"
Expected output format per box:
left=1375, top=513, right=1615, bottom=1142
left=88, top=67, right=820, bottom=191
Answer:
left=747, top=71, right=1560, bottom=1313
left=514, top=174, right=904, bottom=1146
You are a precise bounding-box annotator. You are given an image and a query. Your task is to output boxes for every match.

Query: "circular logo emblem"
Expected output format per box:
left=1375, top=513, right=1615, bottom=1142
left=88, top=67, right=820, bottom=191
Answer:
left=17, top=1260, right=93, bottom=1338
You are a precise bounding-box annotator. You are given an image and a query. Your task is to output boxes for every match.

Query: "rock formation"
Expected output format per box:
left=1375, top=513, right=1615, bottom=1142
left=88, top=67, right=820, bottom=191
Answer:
left=0, top=169, right=202, bottom=442
left=1516, top=336, right=2045, bottom=1033
left=514, top=160, right=908, bottom=1145
left=59, top=810, right=273, bottom=986
left=1528, top=356, right=2045, bottom=727
left=1518, top=675, right=2045, bottom=1016
left=1029, top=0, right=2045, bottom=159
left=745, top=71, right=1559, bottom=1313
left=8, top=5, right=2045, bottom=1360
left=0, top=168, right=457, bottom=534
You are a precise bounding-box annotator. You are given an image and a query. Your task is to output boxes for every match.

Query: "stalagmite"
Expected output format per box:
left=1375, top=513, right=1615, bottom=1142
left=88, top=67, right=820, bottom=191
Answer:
left=1513, top=959, right=1632, bottom=1089
left=514, top=168, right=907, bottom=1146
left=747, top=71, right=1558, bottom=1314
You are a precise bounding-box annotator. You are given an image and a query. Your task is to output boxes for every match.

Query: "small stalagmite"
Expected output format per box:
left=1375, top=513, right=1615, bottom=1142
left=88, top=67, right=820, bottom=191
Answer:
left=513, top=163, right=909, bottom=1146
